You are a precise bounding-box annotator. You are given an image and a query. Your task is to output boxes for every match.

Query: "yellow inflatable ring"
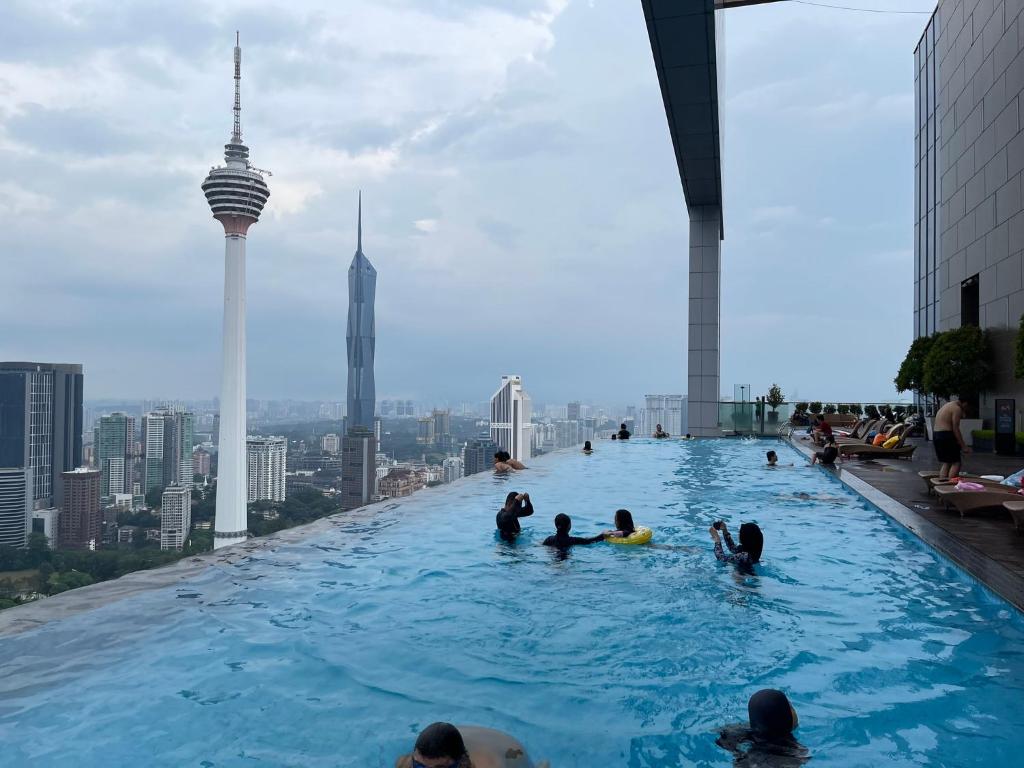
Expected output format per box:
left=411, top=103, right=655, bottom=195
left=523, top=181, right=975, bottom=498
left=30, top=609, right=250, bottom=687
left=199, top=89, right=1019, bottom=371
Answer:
left=605, top=526, right=652, bottom=545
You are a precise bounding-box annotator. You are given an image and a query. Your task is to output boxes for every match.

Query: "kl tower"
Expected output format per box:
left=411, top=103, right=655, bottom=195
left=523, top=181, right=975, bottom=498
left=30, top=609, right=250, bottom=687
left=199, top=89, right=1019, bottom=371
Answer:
left=202, top=33, right=270, bottom=549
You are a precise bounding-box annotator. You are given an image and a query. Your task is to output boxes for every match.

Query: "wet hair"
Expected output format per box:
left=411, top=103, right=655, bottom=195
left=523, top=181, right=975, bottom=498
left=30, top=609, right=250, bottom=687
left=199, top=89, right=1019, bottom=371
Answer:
left=766, top=451, right=777, bottom=462
left=685, top=433, right=692, bottom=439
left=504, top=491, right=519, bottom=509
left=554, top=513, right=571, bottom=532
left=583, top=440, right=592, bottom=450
left=614, top=509, right=635, bottom=535
left=499, top=450, right=511, bottom=462
left=748, top=689, right=797, bottom=737
left=414, top=722, right=467, bottom=761
left=611, top=434, right=617, bottom=440
left=738, top=522, right=764, bottom=562
left=620, top=423, right=627, bottom=430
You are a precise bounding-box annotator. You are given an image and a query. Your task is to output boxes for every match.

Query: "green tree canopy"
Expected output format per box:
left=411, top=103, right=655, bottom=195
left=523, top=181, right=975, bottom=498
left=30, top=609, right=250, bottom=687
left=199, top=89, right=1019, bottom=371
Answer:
left=766, top=384, right=785, bottom=411
left=922, top=326, right=993, bottom=400
left=895, top=334, right=936, bottom=394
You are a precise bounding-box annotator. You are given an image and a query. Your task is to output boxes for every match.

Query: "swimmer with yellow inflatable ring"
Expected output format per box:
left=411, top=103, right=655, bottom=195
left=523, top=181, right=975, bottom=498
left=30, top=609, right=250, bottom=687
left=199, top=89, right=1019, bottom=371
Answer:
left=603, top=509, right=653, bottom=545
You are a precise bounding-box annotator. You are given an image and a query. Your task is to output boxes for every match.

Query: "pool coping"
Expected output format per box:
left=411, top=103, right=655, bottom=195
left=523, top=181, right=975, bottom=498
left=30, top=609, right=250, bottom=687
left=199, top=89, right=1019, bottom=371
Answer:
left=787, top=436, right=1024, bottom=614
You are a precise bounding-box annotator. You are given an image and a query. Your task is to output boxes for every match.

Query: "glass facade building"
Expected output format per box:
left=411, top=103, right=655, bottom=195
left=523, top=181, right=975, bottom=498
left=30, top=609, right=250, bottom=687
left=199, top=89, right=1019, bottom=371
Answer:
left=914, top=11, right=941, bottom=340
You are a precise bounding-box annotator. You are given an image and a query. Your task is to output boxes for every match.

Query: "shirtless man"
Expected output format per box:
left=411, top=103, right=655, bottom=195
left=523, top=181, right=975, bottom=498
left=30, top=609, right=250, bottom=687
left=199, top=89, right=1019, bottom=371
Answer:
left=933, top=397, right=971, bottom=479
left=396, top=722, right=549, bottom=768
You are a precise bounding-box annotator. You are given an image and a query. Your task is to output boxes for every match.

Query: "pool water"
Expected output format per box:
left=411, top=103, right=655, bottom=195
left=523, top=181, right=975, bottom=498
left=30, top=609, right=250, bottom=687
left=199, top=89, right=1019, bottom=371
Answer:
left=1, top=440, right=1023, bottom=767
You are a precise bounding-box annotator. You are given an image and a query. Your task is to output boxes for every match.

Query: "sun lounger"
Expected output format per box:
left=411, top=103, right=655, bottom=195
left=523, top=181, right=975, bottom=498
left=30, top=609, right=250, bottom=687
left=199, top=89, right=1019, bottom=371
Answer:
left=835, top=419, right=876, bottom=442
left=838, top=424, right=914, bottom=458
left=928, top=476, right=1009, bottom=492
left=1001, top=500, right=1024, bottom=530
left=933, top=484, right=1019, bottom=517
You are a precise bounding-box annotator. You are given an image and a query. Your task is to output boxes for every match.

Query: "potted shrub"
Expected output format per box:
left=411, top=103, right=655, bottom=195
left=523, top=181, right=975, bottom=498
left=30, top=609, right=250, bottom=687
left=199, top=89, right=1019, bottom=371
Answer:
left=865, top=404, right=880, bottom=420
left=809, top=401, right=823, bottom=415
left=823, top=403, right=837, bottom=414
left=972, top=429, right=995, bottom=453
left=837, top=404, right=850, bottom=415
left=766, top=384, right=784, bottom=423
left=922, top=326, right=993, bottom=446
left=849, top=403, right=863, bottom=417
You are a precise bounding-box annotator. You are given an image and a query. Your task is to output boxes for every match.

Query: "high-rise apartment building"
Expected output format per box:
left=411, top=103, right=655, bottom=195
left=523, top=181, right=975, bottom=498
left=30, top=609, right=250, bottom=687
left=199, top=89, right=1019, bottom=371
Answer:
left=246, top=436, right=286, bottom=503
left=160, top=484, right=192, bottom=551
left=142, top=412, right=165, bottom=493
left=0, top=362, right=84, bottom=511
left=347, top=194, right=377, bottom=431
left=142, top=410, right=194, bottom=492
left=0, top=467, right=32, bottom=548
left=192, top=448, right=212, bottom=477
left=341, top=426, right=377, bottom=510
left=462, top=435, right=499, bottom=477
left=432, top=409, right=451, bottom=438
left=567, top=402, right=581, bottom=422
left=321, top=433, right=341, bottom=454
left=203, top=35, right=271, bottom=550
left=490, top=375, right=533, bottom=463
left=95, top=412, right=135, bottom=496
left=59, top=467, right=101, bottom=550
left=641, top=395, right=686, bottom=437
left=417, top=417, right=435, bottom=445
left=442, top=456, right=463, bottom=484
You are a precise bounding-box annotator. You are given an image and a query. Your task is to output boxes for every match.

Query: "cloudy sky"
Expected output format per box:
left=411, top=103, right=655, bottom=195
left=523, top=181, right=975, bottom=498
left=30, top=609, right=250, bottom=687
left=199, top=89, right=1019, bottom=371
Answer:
left=0, top=0, right=933, bottom=407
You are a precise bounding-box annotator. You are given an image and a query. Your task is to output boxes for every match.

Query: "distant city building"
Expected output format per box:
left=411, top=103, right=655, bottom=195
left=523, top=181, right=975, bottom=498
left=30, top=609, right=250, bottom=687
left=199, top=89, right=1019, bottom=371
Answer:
left=321, top=433, right=341, bottom=454
left=192, top=448, right=212, bottom=477
left=341, top=426, right=377, bottom=510
left=379, top=399, right=395, bottom=417
left=642, top=395, right=686, bottom=437
left=346, top=194, right=377, bottom=431
left=417, top=417, right=435, bottom=445
left=246, top=436, right=286, bottom=503
left=378, top=468, right=424, bottom=498
left=462, top=435, right=499, bottom=477
left=0, top=361, right=84, bottom=510
left=160, top=484, right=192, bottom=551
left=374, top=416, right=382, bottom=444
left=59, top=467, right=101, bottom=550
left=95, top=412, right=135, bottom=496
left=0, top=467, right=32, bottom=548
left=432, top=409, right=451, bottom=438
left=567, top=402, right=581, bottom=422
left=31, top=507, right=58, bottom=548
left=396, top=400, right=415, bottom=417
left=490, top=375, right=533, bottom=463
left=142, top=410, right=194, bottom=492
left=442, top=456, right=464, bottom=484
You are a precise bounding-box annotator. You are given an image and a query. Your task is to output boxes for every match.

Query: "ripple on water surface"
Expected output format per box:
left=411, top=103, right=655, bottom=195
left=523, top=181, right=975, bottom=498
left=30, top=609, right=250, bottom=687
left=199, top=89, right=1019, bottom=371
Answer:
left=1, top=439, right=1023, bottom=767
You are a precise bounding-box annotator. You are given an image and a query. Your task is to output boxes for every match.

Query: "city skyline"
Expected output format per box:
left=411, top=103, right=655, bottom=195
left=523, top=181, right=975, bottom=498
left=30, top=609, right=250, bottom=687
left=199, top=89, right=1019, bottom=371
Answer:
left=0, top=2, right=923, bottom=405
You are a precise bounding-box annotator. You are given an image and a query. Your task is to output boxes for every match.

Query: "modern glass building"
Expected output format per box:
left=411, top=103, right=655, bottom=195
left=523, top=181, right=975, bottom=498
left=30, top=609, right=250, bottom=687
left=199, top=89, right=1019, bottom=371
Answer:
left=915, top=10, right=942, bottom=340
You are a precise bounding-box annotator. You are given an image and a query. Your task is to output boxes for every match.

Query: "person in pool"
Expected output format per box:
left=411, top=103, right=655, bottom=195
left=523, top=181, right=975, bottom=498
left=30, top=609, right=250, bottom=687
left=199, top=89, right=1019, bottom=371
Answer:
left=709, top=520, right=763, bottom=569
left=716, top=689, right=808, bottom=766
left=495, top=492, right=534, bottom=542
left=811, top=436, right=839, bottom=465
left=606, top=508, right=637, bottom=538
left=395, top=722, right=548, bottom=768
left=617, top=423, right=631, bottom=440
left=501, top=450, right=527, bottom=470
left=543, top=513, right=606, bottom=548
left=766, top=450, right=778, bottom=466
left=583, top=440, right=593, bottom=454
left=493, top=452, right=513, bottom=473
left=654, top=424, right=669, bottom=438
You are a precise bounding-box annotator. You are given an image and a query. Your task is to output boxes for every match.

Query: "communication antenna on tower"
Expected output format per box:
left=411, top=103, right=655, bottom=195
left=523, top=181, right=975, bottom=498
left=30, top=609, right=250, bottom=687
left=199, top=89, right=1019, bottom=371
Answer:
left=232, top=30, right=242, bottom=143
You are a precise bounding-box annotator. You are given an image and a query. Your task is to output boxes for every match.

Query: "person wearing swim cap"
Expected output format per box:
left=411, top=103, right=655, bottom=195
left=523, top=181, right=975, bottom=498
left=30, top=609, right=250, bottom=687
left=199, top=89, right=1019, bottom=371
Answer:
left=396, top=722, right=549, bottom=768
left=543, top=513, right=606, bottom=548
left=716, top=689, right=808, bottom=765
left=495, top=491, right=534, bottom=542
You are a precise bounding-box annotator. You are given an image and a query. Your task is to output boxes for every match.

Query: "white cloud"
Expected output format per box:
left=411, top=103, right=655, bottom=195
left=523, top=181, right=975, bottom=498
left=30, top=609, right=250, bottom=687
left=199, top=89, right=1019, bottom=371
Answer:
left=413, top=218, right=438, bottom=233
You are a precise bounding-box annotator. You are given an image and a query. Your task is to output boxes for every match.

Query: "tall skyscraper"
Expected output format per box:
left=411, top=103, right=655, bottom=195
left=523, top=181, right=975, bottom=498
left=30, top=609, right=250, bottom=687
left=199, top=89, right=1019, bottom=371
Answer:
left=95, top=412, right=134, bottom=496
left=340, top=426, right=376, bottom=510
left=0, top=467, right=32, bottom=548
left=346, top=194, right=377, bottom=431
left=246, top=436, right=287, bottom=503
left=142, top=410, right=194, bottom=492
left=0, top=362, right=83, bottom=511
left=202, top=34, right=270, bottom=550
left=567, top=401, right=581, bottom=422
left=432, top=409, right=451, bottom=440
left=142, top=412, right=165, bottom=492
left=160, top=484, right=192, bottom=551
left=462, top=435, right=499, bottom=477
left=59, top=467, right=101, bottom=550
left=417, top=416, right=435, bottom=445
left=490, top=375, right=533, bottom=463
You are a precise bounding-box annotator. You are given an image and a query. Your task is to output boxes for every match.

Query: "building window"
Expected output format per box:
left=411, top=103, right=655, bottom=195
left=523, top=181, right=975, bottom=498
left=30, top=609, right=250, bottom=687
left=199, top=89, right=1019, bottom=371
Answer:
left=961, top=275, right=979, bottom=327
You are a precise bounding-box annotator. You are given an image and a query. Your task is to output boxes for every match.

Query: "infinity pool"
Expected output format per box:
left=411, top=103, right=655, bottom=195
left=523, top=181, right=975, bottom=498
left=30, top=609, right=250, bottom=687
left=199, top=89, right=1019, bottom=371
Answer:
left=1, top=440, right=1023, bottom=767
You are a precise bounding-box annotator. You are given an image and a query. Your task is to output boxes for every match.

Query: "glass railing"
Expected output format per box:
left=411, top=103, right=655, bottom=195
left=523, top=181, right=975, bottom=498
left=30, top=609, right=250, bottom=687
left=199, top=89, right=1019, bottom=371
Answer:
left=716, top=402, right=915, bottom=437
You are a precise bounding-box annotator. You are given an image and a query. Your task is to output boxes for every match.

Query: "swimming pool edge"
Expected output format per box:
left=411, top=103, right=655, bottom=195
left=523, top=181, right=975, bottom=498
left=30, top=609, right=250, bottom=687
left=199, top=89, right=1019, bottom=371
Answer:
left=787, top=436, right=1024, bottom=614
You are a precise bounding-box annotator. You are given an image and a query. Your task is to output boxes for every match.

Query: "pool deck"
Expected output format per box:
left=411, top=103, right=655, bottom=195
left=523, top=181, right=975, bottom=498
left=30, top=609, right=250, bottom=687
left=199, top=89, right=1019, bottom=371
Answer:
left=789, top=435, right=1024, bottom=612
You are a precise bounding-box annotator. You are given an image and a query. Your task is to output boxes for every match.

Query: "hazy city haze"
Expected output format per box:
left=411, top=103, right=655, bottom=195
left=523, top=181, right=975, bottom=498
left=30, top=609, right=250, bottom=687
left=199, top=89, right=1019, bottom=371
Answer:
left=0, top=1, right=927, bottom=404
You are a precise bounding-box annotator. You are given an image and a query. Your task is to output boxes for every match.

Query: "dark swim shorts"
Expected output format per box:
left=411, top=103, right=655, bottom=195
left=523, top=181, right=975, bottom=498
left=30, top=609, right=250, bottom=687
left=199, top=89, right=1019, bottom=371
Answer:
left=933, top=430, right=961, bottom=464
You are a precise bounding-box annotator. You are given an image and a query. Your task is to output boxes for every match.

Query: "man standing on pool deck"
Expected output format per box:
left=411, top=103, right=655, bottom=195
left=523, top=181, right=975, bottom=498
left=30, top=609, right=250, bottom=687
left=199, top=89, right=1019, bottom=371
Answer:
left=496, top=492, right=534, bottom=542
left=934, top=397, right=971, bottom=479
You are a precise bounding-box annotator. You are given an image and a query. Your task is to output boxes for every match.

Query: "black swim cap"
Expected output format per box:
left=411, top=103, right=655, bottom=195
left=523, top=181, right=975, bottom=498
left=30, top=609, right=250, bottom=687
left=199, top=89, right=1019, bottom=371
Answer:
left=748, top=689, right=796, bottom=736
left=415, top=722, right=467, bottom=760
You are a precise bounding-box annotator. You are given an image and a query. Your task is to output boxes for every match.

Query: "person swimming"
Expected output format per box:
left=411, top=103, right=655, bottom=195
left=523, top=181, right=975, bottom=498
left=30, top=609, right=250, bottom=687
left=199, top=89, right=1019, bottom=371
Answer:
left=501, top=450, right=527, bottom=470
left=495, top=492, right=534, bottom=542
left=617, top=423, right=631, bottom=440
left=709, top=520, right=763, bottom=570
left=654, top=424, right=669, bottom=438
left=395, top=722, right=548, bottom=768
left=493, top=451, right=513, bottom=473
left=543, top=513, right=606, bottom=548
left=606, top=508, right=636, bottom=538
left=583, top=440, right=593, bottom=454
left=716, top=689, right=808, bottom=766
left=766, top=450, right=778, bottom=466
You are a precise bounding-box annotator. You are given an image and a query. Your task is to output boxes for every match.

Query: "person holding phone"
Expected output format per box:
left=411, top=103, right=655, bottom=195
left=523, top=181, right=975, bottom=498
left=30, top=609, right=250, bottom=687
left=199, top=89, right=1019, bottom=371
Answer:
left=495, top=491, right=534, bottom=542
left=709, top=520, right=763, bottom=569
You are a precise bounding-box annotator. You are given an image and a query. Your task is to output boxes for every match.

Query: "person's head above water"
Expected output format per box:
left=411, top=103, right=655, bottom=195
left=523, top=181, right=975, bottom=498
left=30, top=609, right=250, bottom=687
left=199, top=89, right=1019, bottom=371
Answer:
left=411, top=722, right=470, bottom=768
left=554, top=513, right=572, bottom=533
left=766, top=450, right=778, bottom=465
left=583, top=440, right=592, bottom=451
left=614, top=509, right=635, bottom=534
left=620, top=423, right=627, bottom=430
left=503, top=491, right=520, bottom=510
left=748, top=689, right=799, bottom=738
left=738, top=522, right=764, bottom=562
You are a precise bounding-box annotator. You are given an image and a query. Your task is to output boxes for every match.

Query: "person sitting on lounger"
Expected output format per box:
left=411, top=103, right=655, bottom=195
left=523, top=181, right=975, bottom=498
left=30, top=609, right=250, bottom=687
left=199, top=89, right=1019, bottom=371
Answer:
left=811, top=437, right=838, bottom=465
left=934, top=397, right=971, bottom=480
